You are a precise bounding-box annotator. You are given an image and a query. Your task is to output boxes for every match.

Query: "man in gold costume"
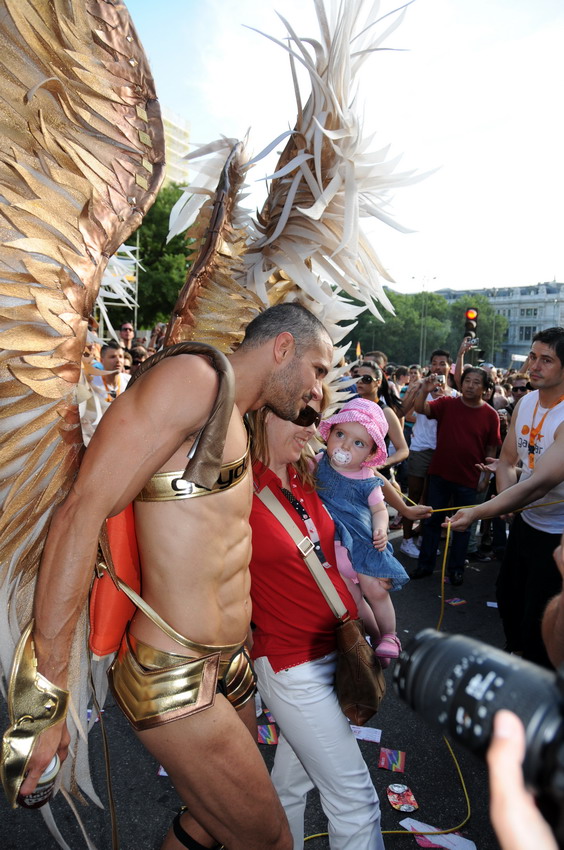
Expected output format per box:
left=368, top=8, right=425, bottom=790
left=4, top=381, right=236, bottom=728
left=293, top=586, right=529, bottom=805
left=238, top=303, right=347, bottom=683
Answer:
left=18, top=303, right=333, bottom=850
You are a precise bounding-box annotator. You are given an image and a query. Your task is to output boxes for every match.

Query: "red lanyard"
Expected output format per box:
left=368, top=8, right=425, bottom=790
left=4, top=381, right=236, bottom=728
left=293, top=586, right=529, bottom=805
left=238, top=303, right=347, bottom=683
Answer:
left=526, top=395, right=564, bottom=468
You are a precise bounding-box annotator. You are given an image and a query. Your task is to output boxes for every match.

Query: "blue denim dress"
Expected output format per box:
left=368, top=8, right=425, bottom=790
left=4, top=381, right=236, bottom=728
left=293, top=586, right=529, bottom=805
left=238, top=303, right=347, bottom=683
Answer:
left=316, top=452, right=409, bottom=590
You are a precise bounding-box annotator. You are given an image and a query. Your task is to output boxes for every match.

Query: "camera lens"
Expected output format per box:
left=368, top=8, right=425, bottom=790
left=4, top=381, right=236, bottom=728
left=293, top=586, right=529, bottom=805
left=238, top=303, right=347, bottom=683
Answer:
left=393, top=629, right=564, bottom=795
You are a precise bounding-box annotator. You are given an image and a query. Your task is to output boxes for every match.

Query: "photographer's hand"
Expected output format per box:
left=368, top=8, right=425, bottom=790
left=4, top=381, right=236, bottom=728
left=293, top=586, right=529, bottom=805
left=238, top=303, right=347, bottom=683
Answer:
left=488, top=710, right=557, bottom=850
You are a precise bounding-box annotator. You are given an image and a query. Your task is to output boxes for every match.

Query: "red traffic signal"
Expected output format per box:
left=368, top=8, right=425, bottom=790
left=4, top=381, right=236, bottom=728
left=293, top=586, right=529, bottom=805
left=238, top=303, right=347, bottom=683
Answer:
left=464, top=307, right=478, bottom=338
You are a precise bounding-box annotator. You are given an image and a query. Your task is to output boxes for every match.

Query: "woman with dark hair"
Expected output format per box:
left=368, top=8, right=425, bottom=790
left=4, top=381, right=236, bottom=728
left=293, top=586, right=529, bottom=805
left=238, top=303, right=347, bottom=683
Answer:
left=354, top=361, right=408, bottom=479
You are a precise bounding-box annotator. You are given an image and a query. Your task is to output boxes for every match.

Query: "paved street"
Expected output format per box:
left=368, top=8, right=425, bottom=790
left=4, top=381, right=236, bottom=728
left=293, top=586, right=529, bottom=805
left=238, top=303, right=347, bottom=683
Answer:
left=1, top=529, right=507, bottom=849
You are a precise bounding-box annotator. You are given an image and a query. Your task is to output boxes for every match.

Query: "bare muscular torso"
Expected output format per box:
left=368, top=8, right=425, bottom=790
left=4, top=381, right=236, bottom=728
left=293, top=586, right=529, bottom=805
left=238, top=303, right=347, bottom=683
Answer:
left=131, top=406, right=253, bottom=652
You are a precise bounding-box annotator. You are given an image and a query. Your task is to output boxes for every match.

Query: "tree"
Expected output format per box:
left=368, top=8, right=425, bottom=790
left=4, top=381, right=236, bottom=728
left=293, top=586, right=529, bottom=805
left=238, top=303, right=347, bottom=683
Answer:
left=103, top=182, right=188, bottom=331
left=341, top=288, right=509, bottom=366
left=341, top=289, right=452, bottom=365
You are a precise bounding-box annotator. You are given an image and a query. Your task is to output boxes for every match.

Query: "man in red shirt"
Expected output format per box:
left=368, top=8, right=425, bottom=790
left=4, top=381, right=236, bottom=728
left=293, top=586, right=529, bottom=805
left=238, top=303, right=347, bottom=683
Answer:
left=410, top=368, right=501, bottom=585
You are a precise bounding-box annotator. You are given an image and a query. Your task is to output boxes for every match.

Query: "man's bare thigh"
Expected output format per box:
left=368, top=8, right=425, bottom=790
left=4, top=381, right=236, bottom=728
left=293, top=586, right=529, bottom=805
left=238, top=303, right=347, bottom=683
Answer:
left=136, top=696, right=290, bottom=850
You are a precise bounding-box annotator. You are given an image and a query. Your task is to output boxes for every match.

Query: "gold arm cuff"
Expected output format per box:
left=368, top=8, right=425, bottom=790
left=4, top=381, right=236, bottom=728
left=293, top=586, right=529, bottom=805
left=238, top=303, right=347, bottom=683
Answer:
left=1, top=620, right=69, bottom=808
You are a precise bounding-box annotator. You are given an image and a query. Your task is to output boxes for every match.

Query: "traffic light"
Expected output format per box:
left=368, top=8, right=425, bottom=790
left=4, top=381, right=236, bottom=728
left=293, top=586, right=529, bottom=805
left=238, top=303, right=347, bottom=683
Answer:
left=464, top=307, right=478, bottom=339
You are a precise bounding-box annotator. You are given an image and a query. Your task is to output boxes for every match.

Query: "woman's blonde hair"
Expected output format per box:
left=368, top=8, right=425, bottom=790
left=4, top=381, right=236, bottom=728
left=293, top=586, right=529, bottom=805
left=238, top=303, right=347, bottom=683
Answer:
left=249, top=385, right=331, bottom=490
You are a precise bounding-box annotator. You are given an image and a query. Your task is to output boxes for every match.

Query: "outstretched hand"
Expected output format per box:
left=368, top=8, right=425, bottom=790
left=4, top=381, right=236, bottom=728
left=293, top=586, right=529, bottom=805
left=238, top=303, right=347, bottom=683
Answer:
left=404, top=504, right=432, bottom=521
left=476, top=457, right=499, bottom=475
left=443, top=508, right=476, bottom=532
left=488, top=711, right=557, bottom=850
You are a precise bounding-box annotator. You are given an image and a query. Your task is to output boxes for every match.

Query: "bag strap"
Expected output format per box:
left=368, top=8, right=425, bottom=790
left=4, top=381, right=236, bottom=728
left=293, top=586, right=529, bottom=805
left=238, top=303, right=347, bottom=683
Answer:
left=257, top=487, right=349, bottom=622
left=96, top=542, right=241, bottom=654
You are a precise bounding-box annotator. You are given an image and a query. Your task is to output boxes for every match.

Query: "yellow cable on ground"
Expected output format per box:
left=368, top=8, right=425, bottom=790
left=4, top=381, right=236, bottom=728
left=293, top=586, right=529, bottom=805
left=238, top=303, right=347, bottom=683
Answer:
left=381, top=736, right=472, bottom=837
left=403, top=496, right=564, bottom=514
left=304, top=735, right=471, bottom=843
left=435, top=521, right=451, bottom=632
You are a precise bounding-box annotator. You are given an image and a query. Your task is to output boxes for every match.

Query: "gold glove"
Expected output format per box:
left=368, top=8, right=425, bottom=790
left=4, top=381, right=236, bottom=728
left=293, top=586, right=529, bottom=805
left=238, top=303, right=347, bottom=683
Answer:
left=1, top=620, right=69, bottom=808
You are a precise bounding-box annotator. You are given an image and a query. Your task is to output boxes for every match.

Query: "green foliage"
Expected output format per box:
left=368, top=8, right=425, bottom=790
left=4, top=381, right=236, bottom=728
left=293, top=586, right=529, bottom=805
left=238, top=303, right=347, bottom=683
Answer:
left=341, top=289, right=452, bottom=365
left=136, top=182, right=188, bottom=327
left=103, top=182, right=188, bottom=331
left=341, top=288, right=508, bottom=365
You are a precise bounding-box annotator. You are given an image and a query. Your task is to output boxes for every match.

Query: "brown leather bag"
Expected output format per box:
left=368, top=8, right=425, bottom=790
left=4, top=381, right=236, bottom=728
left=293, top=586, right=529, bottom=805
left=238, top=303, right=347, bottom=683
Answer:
left=257, top=488, right=385, bottom=726
left=335, top=617, right=386, bottom=725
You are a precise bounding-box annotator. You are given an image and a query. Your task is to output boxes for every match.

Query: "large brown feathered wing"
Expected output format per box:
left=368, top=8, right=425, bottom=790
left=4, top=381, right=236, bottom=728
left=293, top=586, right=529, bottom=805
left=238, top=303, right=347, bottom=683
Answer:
left=166, top=0, right=420, bottom=356
left=0, top=0, right=165, bottom=814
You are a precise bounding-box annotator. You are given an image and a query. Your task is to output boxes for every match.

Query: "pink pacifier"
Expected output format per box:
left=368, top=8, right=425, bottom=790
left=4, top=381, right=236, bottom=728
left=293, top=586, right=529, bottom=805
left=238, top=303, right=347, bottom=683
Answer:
left=331, top=448, right=352, bottom=465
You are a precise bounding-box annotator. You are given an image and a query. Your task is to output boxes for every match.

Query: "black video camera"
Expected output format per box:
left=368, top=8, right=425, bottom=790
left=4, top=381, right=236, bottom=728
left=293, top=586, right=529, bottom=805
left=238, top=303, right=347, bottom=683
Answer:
left=393, top=629, right=564, bottom=845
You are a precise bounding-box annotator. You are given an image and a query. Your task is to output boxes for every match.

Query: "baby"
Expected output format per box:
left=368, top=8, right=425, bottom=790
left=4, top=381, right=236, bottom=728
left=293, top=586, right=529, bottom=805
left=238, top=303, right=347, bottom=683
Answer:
left=317, top=398, right=413, bottom=665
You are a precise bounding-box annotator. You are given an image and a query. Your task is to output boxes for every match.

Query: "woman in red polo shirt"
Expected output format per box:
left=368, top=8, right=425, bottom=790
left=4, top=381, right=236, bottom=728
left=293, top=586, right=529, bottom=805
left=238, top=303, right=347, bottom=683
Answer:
left=248, top=400, right=385, bottom=850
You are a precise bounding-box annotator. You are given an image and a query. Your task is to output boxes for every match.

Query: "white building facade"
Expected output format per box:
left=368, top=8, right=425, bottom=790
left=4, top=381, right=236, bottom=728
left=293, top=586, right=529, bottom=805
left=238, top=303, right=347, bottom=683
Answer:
left=437, top=282, right=564, bottom=365
left=162, top=107, right=191, bottom=185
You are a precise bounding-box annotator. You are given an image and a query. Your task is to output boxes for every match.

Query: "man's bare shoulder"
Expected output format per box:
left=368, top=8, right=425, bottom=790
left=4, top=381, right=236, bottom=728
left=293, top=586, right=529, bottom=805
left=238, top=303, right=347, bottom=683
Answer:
left=135, top=351, right=218, bottom=389
left=126, top=353, right=219, bottom=426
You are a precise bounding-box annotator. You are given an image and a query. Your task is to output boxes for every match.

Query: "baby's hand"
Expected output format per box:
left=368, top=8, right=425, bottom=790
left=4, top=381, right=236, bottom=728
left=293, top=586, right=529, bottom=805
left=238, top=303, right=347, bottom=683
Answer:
left=404, top=504, right=432, bottom=521
left=373, top=528, right=388, bottom=551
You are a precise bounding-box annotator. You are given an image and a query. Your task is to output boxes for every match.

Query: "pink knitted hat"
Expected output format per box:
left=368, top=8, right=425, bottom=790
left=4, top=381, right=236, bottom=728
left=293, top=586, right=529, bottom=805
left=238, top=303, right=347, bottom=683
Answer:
left=318, top=398, right=389, bottom=467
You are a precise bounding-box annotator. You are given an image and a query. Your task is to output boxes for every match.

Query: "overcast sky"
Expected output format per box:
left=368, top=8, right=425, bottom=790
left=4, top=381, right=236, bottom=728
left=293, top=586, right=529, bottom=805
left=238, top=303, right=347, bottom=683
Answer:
left=126, top=0, right=564, bottom=294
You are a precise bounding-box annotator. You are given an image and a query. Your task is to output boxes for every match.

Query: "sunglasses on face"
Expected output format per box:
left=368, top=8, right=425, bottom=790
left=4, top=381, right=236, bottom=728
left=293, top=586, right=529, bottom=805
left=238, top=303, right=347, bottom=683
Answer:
left=358, top=375, right=376, bottom=384
left=292, top=405, right=322, bottom=428
left=513, top=386, right=527, bottom=393
left=121, top=327, right=133, bottom=332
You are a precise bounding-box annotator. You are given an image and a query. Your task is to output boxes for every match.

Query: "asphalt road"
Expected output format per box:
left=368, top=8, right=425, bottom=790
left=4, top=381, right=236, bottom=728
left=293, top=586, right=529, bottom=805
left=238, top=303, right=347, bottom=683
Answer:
left=1, top=529, right=509, bottom=850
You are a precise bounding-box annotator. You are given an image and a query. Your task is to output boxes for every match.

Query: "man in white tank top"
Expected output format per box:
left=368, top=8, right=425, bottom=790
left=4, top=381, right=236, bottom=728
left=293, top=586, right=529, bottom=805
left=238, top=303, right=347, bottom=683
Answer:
left=493, top=327, right=564, bottom=667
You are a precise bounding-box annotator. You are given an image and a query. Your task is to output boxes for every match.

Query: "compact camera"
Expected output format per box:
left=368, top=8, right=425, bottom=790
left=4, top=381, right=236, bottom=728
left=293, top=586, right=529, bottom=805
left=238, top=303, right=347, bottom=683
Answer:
left=469, top=337, right=480, bottom=346
left=435, top=375, right=446, bottom=385
left=394, top=629, right=564, bottom=841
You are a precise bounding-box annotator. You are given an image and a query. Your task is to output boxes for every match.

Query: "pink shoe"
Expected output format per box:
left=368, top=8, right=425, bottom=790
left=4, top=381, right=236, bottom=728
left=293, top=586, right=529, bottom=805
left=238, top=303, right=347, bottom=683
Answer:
left=375, top=633, right=402, bottom=660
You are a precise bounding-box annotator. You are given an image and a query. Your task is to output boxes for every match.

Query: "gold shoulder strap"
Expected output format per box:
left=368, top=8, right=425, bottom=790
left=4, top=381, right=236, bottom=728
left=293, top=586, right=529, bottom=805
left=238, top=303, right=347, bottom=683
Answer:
left=127, top=341, right=235, bottom=491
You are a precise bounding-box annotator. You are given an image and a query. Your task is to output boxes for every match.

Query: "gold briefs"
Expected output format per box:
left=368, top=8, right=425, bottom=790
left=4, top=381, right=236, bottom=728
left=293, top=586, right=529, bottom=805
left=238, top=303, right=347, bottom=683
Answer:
left=108, top=630, right=256, bottom=731
left=135, top=436, right=250, bottom=502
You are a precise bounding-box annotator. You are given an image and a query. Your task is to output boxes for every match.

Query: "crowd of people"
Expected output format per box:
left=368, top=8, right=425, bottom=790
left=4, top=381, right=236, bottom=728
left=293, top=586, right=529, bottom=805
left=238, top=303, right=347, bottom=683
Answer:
left=346, top=330, right=564, bottom=678
left=15, top=311, right=564, bottom=850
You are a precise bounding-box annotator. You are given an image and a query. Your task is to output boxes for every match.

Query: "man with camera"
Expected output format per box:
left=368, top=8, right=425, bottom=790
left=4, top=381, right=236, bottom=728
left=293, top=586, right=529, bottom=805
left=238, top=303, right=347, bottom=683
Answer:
left=410, top=367, right=501, bottom=585
left=398, top=349, right=457, bottom=559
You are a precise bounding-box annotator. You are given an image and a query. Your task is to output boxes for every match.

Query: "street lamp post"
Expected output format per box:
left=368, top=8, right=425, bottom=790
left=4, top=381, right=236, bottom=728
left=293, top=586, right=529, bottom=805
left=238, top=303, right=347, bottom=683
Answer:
left=415, top=275, right=436, bottom=364
left=418, top=284, right=427, bottom=365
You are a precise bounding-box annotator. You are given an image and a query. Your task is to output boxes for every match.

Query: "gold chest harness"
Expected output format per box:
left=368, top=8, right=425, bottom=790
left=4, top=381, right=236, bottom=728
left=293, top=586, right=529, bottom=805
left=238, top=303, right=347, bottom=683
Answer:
left=127, top=341, right=240, bottom=502
left=135, top=432, right=250, bottom=502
